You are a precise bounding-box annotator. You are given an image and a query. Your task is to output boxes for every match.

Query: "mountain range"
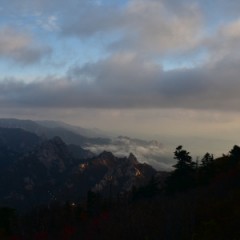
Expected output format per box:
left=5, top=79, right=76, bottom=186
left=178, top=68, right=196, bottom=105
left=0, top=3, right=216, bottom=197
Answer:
left=0, top=118, right=172, bottom=170
left=0, top=118, right=111, bottom=146
left=0, top=125, right=158, bottom=210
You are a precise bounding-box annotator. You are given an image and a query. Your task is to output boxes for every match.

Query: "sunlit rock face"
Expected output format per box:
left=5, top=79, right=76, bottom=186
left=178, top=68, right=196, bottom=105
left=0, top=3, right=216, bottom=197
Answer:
left=89, top=151, right=156, bottom=193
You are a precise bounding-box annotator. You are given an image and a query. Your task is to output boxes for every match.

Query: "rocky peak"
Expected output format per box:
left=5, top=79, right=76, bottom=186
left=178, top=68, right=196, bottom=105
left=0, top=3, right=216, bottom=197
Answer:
left=38, top=137, right=69, bottom=155
left=34, top=137, right=73, bottom=171
left=92, top=151, right=116, bottom=167
left=128, top=153, right=139, bottom=165
left=98, top=151, right=115, bottom=159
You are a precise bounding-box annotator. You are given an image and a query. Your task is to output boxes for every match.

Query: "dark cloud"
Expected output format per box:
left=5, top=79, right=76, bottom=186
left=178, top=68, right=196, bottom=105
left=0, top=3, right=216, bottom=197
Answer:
left=1, top=49, right=240, bottom=111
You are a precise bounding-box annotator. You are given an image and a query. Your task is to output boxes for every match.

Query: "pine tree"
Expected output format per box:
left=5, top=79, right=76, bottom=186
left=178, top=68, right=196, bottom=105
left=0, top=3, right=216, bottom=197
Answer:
left=166, top=146, right=196, bottom=193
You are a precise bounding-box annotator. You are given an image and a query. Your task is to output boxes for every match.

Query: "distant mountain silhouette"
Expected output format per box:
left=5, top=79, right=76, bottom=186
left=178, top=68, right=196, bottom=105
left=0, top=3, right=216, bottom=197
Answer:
left=0, top=118, right=111, bottom=146
left=0, top=127, right=41, bottom=167
left=36, top=120, right=111, bottom=138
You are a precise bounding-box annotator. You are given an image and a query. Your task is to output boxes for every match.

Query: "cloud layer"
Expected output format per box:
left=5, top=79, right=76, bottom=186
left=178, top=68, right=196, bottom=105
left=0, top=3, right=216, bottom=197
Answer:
left=0, top=0, right=240, bottom=111
left=85, top=136, right=174, bottom=170
left=1, top=49, right=240, bottom=111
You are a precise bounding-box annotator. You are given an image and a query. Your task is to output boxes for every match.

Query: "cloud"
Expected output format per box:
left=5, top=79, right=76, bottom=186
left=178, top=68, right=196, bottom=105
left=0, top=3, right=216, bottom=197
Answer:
left=1, top=49, right=240, bottom=112
left=85, top=136, right=174, bottom=170
left=109, top=0, right=202, bottom=55
left=0, top=27, right=51, bottom=64
left=1, top=0, right=240, bottom=112
left=59, top=0, right=203, bottom=56
left=37, top=15, right=60, bottom=32
left=202, top=18, right=240, bottom=65
left=61, top=4, right=122, bottom=37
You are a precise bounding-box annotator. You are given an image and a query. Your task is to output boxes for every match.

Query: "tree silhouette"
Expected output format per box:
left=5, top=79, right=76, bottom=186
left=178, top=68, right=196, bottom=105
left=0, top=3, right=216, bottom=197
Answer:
left=166, top=146, right=196, bottom=193
left=173, top=146, right=195, bottom=171
left=198, top=152, right=215, bottom=184
left=201, top=153, right=214, bottom=169
left=229, top=145, right=240, bottom=167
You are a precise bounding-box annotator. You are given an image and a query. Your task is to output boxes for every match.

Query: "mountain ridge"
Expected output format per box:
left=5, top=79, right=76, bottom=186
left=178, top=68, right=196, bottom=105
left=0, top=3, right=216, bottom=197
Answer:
left=0, top=118, right=111, bottom=146
left=0, top=118, right=170, bottom=170
left=0, top=127, right=158, bottom=210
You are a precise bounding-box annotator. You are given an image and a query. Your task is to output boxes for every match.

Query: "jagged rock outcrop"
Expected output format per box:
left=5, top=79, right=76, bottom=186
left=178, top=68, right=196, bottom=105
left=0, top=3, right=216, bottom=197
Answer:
left=89, top=151, right=156, bottom=193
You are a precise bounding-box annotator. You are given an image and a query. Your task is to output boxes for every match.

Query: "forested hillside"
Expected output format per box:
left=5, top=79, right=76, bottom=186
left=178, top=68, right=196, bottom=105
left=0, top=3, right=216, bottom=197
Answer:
left=1, top=145, right=240, bottom=239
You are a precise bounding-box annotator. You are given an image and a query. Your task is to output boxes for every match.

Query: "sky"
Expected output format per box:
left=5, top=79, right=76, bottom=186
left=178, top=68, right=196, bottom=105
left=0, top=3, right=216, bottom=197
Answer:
left=1, top=0, right=240, bottom=158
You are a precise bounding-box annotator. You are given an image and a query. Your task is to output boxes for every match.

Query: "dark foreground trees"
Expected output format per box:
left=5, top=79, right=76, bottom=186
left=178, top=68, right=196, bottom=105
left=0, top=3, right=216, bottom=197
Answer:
left=2, top=144, right=240, bottom=240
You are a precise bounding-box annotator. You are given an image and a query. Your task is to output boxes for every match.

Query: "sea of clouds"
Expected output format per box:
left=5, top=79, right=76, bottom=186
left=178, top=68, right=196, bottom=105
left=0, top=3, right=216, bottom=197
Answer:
left=86, top=136, right=175, bottom=170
